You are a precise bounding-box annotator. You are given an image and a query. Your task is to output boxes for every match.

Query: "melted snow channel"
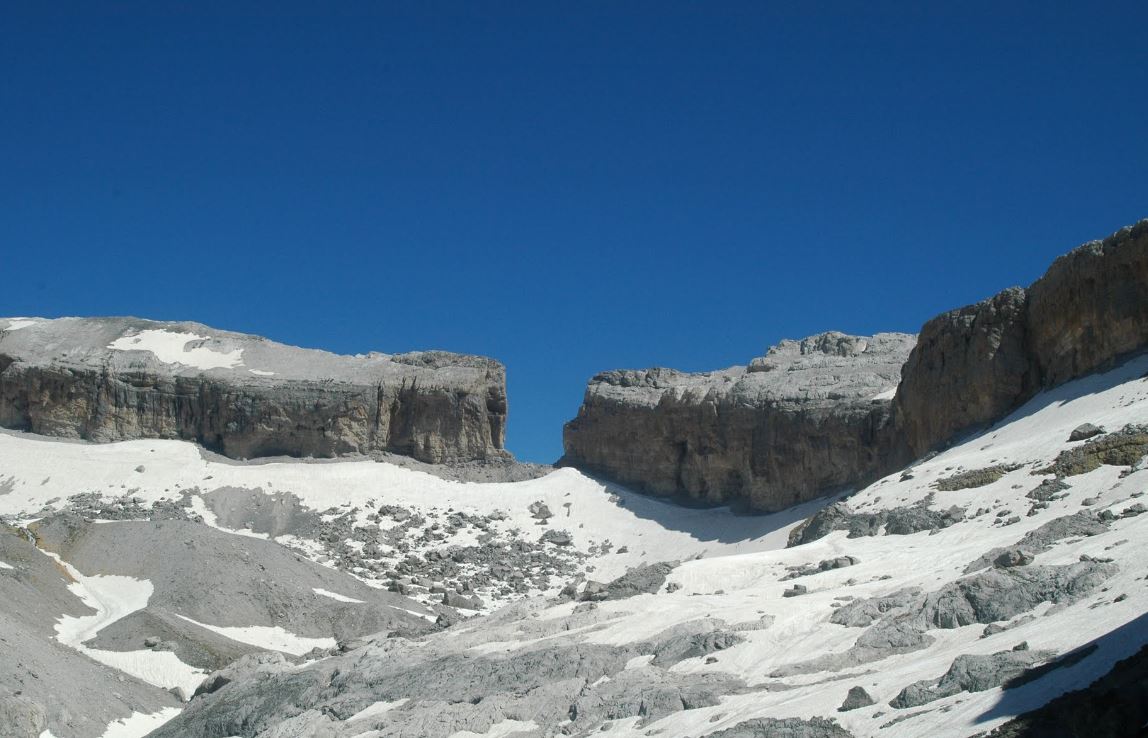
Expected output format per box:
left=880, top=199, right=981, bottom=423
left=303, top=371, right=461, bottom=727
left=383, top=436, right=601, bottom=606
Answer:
left=47, top=552, right=206, bottom=696
left=107, top=329, right=243, bottom=370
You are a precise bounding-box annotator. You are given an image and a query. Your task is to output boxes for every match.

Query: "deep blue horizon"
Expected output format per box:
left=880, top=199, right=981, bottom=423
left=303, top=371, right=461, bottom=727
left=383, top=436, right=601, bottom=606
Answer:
left=2, top=3, right=1146, bottom=462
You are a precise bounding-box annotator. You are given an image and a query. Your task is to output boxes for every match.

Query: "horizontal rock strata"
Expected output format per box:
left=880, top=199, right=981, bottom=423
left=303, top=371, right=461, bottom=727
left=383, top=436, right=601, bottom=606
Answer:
left=0, top=317, right=507, bottom=463
left=564, top=219, right=1148, bottom=511
left=562, top=332, right=915, bottom=511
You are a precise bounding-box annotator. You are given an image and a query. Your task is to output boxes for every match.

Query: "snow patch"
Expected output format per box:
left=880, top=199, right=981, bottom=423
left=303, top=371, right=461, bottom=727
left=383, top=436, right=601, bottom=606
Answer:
left=0, top=560, right=14, bottom=570
left=348, top=698, right=408, bottom=722
left=46, top=552, right=206, bottom=696
left=175, top=614, right=336, bottom=655
left=97, top=708, right=182, bottom=738
left=313, top=587, right=365, bottom=604
left=450, top=719, right=540, bottom=738
left=107, top=329, right=242, bottom=370
left=871, top=386, right=897, bottom=401
left=3, top=318, right=38, bottom=331
left=249, top=369, right=276, bottom=376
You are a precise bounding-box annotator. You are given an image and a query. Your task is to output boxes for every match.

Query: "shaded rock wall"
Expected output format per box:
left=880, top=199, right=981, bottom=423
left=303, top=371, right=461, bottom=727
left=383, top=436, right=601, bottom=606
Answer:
left=0, top=317, right=508, bottom=463
left=562, top=332, right=915, bottom=511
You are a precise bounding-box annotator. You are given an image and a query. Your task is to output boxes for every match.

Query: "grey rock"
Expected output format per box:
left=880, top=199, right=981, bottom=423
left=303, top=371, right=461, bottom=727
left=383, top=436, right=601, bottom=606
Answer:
left=539, top=529, right=572, bottom=546
left=890, top=646, right=1054, bottom=708
left=0, top=317, right=508, bottom=464
left=1027, top=477, right=1071, bottom=502
left=1069, top=423, right=1104, bottom=442
left=783, top=584, right=808, bottom=597
left=705, top=716, right=855, bottom=738
left=528, top=501, right=552, bottom=519
left=789, top=497, right=964, bottom=547
left=442, top=591, right=484, bottom=610
left=0, top=686, right=47, bottom=738
left=1036, top=424, right=1148, bottom=477
left=778, top=561, right=1114, bottom=679
left=783, top=556, right=859, bottom=580
left=936, top=464, right=1022, bottom=491
left=921, top=563, right=1117, bottom=629
left=993, top=548, right=1034, bottom=568
left=830, top=588, right=921, bottom=628
left=582, top=561, right=677, bottom=601
left=965, top=511, right=1110, bottom=573
left=838, top=685, right=877, bottom=712
left=896, top=219, right=1148, bottom=461
left=560, top=331, right=915, bottom=511
left=649, top=630, right=745, bottom=667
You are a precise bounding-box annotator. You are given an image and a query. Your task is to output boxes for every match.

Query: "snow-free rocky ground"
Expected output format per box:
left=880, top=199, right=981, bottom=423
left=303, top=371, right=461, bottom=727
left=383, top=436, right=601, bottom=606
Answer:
left=2, top=356, right=1147, bottom=737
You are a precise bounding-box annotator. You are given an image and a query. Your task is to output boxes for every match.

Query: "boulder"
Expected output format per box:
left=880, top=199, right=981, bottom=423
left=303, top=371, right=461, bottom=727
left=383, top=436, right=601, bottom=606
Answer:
left=838, top=686, right=877, bottom=712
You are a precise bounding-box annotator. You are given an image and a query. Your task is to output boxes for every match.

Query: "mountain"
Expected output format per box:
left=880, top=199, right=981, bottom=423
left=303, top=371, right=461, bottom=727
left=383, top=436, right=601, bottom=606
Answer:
left=3, top=338, right=1145, bottom=737
left=562, top=219, right=1148, bottom=512
left=0, top=316, right=508, bottom=463
left=0, top=218, right=1145, bottom=738
left=561, top=331, right=916, bottom=511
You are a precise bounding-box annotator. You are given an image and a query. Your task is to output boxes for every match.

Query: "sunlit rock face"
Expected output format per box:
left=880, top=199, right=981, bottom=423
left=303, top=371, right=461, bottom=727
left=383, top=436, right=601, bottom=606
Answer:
left=895, top=218, right=1148, bottom=459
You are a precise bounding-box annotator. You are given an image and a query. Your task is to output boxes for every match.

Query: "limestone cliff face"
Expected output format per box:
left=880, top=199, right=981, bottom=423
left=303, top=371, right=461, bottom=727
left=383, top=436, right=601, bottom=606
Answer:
left=0, top=317, right=508, bottom=463
left=561, top=332, right=916, bottom=512
left=564, top=218, right=1148, bottom=511
left=895, top=218, right=1148, bottom=458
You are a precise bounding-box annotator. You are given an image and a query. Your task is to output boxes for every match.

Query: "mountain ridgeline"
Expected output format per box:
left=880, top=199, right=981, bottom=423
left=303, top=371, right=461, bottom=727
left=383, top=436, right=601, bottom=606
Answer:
left=0, top=318, right=508, bottom=464
left=562, top=219, right=1148, bottom=511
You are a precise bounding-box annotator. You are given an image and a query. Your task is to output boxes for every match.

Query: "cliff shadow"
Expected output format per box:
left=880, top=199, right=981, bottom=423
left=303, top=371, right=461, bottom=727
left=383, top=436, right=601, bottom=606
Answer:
left=938, top=352, right=1148, bottom=458
left=591, top=473, right=843, bottom=546
left=970, top=611, right=1148, bottom=732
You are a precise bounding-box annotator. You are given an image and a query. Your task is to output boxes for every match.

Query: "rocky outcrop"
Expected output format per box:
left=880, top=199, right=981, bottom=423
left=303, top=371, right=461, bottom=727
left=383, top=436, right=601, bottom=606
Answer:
left=564, top=219, right=1148, bottom=511
left=0, top=317, right=508, bottom=463
left=561, top=332, right=915, bottom=511
left=895, top=219, right=1148, bottom=458
left=889, top=644, right=1055, bottom=709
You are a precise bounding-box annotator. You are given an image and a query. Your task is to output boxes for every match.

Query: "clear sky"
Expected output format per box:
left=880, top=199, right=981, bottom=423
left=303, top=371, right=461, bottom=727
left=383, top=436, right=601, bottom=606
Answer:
left=2, top=3, right=1146, bottom=462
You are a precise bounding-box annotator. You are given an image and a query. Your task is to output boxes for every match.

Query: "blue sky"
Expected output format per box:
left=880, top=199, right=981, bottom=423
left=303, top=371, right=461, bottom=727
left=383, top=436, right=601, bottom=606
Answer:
left=2, top=3, right=1146, bottom=462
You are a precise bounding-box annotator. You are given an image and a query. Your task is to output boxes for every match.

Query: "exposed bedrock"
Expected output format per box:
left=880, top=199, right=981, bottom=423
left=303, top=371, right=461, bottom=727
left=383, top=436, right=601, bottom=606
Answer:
left=563, top=219, right=1148, bottom=511
left=895, top=218, right=1148, bottom=459
left=561, top=332, right=915, bottom=511
left=0, top=317, right=508, bottom=463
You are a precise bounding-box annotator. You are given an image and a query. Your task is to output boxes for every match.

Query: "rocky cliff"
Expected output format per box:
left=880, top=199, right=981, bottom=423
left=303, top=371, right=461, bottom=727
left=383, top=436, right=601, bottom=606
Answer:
left=564, top=218, right=1148, bottom=511
left=895, top=218, right=1148, bottom=459
left=561, top=332, right=916, bottom=511
left=0, top=317, right=508, bottom=463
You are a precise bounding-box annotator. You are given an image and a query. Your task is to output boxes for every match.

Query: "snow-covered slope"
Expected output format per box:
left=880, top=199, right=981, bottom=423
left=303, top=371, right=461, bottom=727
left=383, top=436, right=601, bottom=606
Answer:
left=2, top=354, right=1147, bottom=737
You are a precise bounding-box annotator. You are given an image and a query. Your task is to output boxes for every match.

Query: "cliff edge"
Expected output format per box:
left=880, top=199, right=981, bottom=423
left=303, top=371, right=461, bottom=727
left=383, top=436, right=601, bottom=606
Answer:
left=0, top=317, right=508, bottom=463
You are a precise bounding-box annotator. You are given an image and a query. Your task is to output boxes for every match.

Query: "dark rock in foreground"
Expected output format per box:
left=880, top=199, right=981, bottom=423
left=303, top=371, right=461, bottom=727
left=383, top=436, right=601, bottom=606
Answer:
left=985, top=643, right=1148, bottom=738
left=0, top=317, right=508, bottom=463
